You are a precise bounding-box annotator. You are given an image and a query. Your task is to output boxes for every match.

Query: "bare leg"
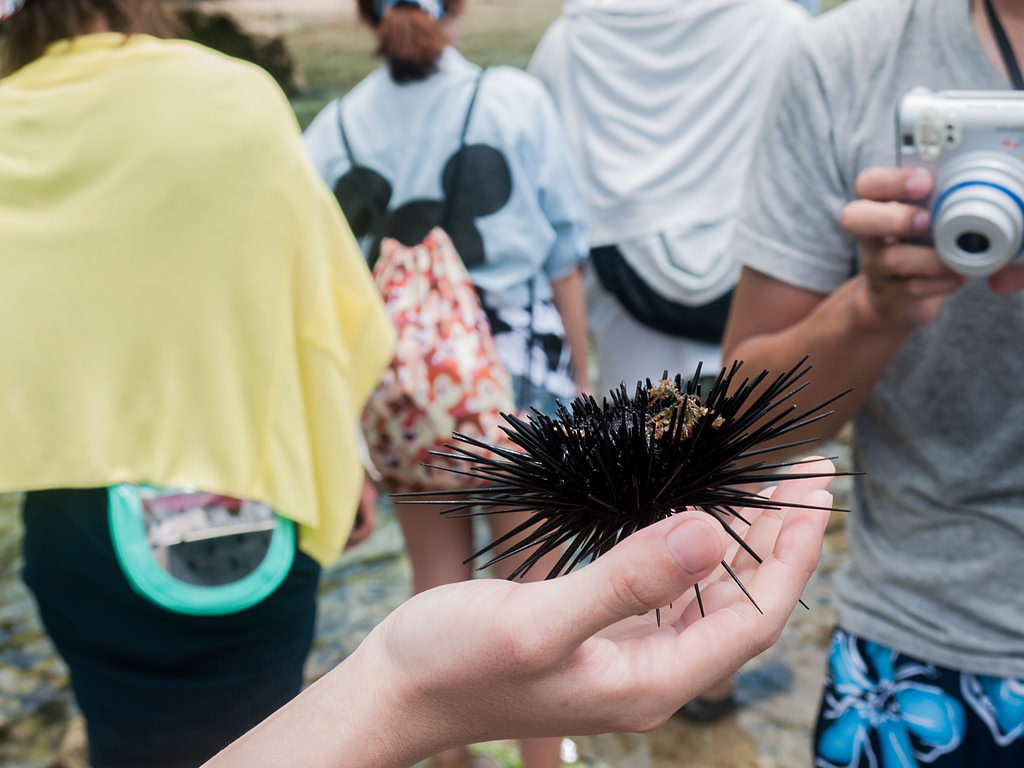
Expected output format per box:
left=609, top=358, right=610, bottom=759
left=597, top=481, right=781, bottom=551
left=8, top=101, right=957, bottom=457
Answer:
left=487, top=511, right=565, bottom=768
left=519, top=738, right=564, bottom=768
left=394, top=497, right=474, bottom=593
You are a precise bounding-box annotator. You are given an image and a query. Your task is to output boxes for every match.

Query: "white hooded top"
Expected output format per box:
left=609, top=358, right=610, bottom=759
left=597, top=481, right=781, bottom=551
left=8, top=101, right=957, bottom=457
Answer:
left=529, top=0, right=807, bottom=304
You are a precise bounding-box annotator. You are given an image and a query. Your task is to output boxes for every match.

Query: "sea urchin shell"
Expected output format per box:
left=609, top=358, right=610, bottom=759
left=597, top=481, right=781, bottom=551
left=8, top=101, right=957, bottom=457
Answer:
left=399, top=358, right=846, bottom=611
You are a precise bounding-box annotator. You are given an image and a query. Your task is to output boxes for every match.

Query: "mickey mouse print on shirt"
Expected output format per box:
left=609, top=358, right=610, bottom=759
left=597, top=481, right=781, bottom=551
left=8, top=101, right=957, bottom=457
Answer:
left=319, top=66, right=583, bottom=412
left=332, top=140, right=512, bottom=269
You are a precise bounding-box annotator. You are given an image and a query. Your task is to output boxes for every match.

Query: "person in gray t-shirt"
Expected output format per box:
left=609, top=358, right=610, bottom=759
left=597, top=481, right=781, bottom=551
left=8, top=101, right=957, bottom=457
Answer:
left=723, top=0, right=1024, bottom=765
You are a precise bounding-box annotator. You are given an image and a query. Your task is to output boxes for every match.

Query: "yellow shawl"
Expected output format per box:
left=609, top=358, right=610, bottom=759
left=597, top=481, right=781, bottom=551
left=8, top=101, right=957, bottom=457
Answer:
left=0, top=34, right=394, bottom=564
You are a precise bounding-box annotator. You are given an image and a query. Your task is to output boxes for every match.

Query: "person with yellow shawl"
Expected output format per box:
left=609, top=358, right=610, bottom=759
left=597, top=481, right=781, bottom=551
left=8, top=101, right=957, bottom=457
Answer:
left=0, top=1, right=393, bottom=766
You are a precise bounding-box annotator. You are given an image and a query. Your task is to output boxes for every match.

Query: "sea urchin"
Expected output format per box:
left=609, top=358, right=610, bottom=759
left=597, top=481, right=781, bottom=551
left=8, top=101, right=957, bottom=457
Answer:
left=400, top=357, right=846, bottom=612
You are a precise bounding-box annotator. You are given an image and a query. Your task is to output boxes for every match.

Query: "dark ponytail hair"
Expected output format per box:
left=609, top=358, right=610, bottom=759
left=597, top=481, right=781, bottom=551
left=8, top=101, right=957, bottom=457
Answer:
left=357, top=0, right=464, bottom=84
left=2, top=0, right=177, bottom=76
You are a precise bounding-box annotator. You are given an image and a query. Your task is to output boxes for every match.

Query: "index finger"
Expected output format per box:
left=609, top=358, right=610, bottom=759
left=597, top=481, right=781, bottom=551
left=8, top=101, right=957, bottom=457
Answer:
left=741, top=458, right=835, bottom=552
left=621, top=490, right=833, bottom=707
left=855, top=166, right=933, bottom=202
left=841, top=198, right=929, bottom=240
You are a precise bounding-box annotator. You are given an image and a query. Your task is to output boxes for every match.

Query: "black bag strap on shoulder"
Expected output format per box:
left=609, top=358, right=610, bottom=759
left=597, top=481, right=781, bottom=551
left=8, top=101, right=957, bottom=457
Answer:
left=459, top=69, right=486, bottom=143
left=335, top=68, right=487, bottom=217
left=441, top=69, right=486, bottom=229
left=334, top=69, right=486, bottom=267
left=985, top=0, right=1024, bottom=90
left=336, top=99, right=359, bottom=165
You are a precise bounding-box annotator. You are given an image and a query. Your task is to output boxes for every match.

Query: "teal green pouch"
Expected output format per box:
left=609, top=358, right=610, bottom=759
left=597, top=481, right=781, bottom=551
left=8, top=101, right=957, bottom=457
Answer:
left=108, top=484, right=295, bottom=616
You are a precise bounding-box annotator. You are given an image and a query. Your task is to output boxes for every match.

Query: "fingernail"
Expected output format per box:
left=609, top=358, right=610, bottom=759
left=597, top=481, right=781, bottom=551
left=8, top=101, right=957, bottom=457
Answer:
left=912, top=210, right=930, bottom=232
left=667, top=519, right=721, bottom=575
left=907, top=169, right=931, bottom=197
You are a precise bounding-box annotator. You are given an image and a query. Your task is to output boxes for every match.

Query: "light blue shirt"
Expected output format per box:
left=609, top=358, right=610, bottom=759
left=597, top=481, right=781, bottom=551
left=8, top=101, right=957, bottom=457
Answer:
left=303, top=48, right=589, bottom=308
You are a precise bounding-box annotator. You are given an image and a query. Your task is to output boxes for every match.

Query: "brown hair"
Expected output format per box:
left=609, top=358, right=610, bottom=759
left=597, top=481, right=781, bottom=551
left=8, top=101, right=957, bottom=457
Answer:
left=356, top=0, right=465, bottom=84
left=1, top=0, right=177, bottom=76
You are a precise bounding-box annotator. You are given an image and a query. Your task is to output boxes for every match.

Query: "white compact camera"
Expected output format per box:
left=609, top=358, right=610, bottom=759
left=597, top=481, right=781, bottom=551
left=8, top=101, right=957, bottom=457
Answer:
left=898, top=87, right=1024, bottom=276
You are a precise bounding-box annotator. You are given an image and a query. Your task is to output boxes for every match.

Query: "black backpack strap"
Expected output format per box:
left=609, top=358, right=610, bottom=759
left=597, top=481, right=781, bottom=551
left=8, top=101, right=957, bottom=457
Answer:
left=441, top=69, right=486, bottom=229
left=336, top=69, right=486, bottom=238
left=335, top=99, right=358, bottom=166
left=337, top=69, right=484, bottom=175
left=458, top=69, right=486, bottom=145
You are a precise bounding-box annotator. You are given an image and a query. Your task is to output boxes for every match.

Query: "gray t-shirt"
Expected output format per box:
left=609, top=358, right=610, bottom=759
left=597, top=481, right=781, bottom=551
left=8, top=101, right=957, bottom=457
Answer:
left=733, top=0, right=1024, bottom=678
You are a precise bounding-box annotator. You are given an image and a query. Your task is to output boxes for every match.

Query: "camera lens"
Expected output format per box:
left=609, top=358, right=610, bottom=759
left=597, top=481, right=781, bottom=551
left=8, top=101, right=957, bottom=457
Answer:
left=956, top=232, right=991, bottom=254
left=931, top=153, right=1024, bottom=276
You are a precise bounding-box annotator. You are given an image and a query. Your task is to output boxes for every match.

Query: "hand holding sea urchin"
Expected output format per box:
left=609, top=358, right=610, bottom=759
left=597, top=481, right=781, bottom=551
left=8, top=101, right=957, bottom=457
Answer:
left=400, top=357, right=847, bottom=613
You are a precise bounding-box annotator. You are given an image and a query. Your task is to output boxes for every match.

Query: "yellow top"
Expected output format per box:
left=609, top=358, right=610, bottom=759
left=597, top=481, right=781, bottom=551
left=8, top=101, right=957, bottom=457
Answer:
left=0, top=34, right=394, bottom=564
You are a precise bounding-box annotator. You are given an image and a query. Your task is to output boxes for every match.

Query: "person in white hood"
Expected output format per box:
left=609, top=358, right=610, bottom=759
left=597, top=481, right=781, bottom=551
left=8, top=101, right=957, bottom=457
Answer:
left=528, top=0, right=808, bottom=721
left=528, top=0, right=808, bottom=396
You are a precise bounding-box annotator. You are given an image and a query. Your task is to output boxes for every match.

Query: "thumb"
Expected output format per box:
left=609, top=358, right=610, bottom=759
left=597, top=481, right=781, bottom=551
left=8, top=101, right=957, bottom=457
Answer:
left=989, top=263, right=1024, bottom=295
left=530, top=512, right=727, bottom=647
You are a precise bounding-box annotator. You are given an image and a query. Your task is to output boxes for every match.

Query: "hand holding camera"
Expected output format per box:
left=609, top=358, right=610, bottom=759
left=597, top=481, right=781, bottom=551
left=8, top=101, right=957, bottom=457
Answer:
left=839, top=86, right=1024, bottom=330
left=841, top=165, right=966, bottom=331
left=898, top=87, right=1024, bottom=277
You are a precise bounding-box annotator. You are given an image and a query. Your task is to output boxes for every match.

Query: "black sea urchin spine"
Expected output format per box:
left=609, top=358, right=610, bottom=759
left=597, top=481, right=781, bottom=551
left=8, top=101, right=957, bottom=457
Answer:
left=398, top=357, right=847, bottom=604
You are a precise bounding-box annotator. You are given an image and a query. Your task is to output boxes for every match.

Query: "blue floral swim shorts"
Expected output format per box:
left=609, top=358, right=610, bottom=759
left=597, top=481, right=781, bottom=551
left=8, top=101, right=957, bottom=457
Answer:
left=814, top=628, right=1024, bottom=768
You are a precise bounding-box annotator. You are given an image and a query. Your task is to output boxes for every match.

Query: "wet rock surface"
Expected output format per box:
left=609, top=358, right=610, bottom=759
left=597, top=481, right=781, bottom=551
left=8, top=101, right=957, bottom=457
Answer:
left=0, top=435, right=850, bottom=767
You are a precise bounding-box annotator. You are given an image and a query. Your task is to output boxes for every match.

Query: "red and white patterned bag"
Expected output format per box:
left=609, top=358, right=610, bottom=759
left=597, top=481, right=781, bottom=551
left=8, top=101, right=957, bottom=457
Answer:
left=361, top=227, right=515, bottom=493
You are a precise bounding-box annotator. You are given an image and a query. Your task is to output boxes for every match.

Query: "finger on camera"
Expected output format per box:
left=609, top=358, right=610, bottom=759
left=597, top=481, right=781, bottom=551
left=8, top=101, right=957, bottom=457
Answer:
left=900, top=274, right=967, bottom=298
left=988, top=264, right=1024, bottom=295
left=841, top=199, right=929, bottom=240
left=871, top=293, right=947, bottom=329
left=863, top=243, right=955, bottom=280
left=854, top=166, right=933, bottom=202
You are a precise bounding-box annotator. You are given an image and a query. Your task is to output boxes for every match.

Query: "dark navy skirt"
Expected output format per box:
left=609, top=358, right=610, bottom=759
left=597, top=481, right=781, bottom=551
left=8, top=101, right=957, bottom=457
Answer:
left=21, top=488, right=320, bottom=768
